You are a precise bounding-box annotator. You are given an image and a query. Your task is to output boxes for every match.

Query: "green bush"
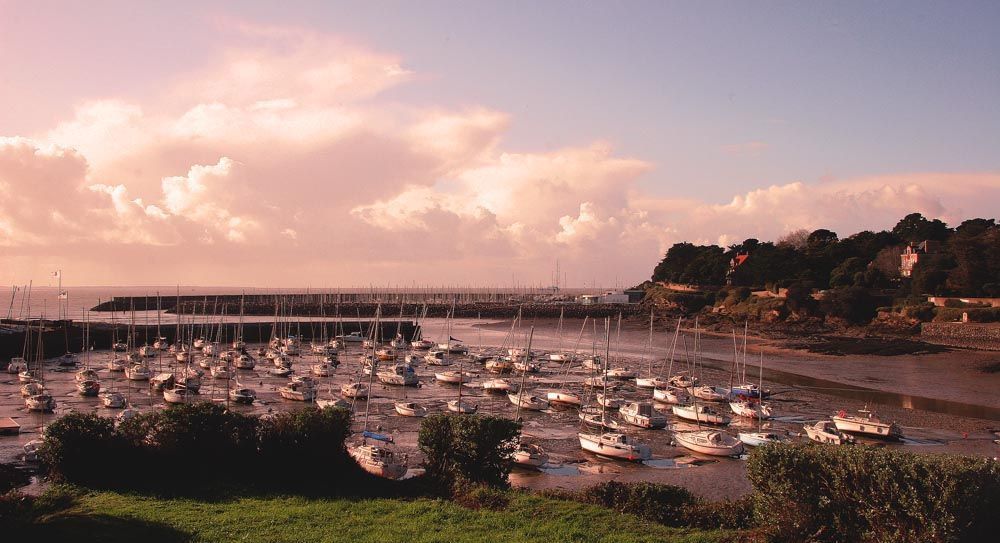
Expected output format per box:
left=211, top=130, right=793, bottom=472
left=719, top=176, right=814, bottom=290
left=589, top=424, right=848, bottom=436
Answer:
left=38, top=412, right=120, bottom=485
left=934, top=307, right=1000, bottom=322
left=578, top=481, right=698, bottom=527
left=418, top=414, right=520, bottom=490
left=454, top=484, right=512, bottom=511
left=747, top=443, right=1000, bottom=542
left=682, top=496, right=754, bottom=530
left=37, top=405, right=362, bottom=493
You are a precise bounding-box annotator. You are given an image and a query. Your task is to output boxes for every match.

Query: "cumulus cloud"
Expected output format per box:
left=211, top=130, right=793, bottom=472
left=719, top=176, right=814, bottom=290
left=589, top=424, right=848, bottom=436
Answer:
left=1, top=21, right=998, bottom=286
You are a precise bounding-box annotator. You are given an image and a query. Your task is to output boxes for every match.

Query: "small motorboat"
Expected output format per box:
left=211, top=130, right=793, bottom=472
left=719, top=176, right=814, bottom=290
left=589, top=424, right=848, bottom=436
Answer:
left=804, top=420, right=854, bottom=445
left=729, top=399, right=773, bottom=419
left=738, top=431, right=790, bottom=447
left=99, top=391, right=126, bottom=408
left=229, top=387, right=257, bottom=405
left=435, top=370, right=473, bottom=384
left=619, top=401, right=668, bottom=429
left=24, top=392, right=56, bottom=413
left=20, top=382, right=46, bottom=397
left=671, top=403, right=731, bottom=425
left=831, top=407, right=903, bottom=441
left=447, top=399, right=477, bottom=414
left=606, top=367, right=636, bottom=379
left=513, top=442, right=549, bottom=467
left=546, top=390, right=582, bottom=407
left=635, top=376, right=670, bottom=389
left=674, top=430, right=744, bottom=456
left=163, top=386, right=195, bottom=405
left=124, top=364, right=151, bottom=381
left=7, top=357, right=28, bottom=374
left=652, top=386, right=687, bottom=405
left=76, top=379, right=101, bottom=396
left=485, top=358, right=514, bottom=373
left=668, top=373, right=698, bottom=388
left=692, top=386, right=728, bottom=402
left=341, top=382, right=369, bottom=399
left=578, top=432, right=650, bottom=461
left=150, top=373, right=175, bottom=392
left=507, top=391, right=549, bottom=411
left=377, top=364, right=419, bottom=386
left=596, top=393, right=625, bottom=409
left=579, top=408, right=621, bottom=431
left=349, top=443, right=408, bottom=480
left=279, top=381, right=316, bottom=402
left=394, top=401, right=428, bottom=417
left=483, top=378, right=515, bottom=393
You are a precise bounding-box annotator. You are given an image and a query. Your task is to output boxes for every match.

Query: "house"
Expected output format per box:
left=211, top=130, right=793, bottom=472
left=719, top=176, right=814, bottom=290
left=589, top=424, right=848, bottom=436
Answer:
left=900, top=241, right=940, bottom=278
left=578, top=291, right=631, bottom=305
left=726, top=252, right=750, bottom=285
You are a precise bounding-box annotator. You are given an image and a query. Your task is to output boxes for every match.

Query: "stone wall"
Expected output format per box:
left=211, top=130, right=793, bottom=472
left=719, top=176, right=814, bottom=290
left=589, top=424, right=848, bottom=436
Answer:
left=920, top=322, right=1000, bottom=351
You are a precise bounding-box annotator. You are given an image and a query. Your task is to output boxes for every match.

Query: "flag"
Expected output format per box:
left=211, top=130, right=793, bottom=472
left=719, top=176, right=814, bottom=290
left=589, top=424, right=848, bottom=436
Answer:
left=449, top=336, right=462, bottom=342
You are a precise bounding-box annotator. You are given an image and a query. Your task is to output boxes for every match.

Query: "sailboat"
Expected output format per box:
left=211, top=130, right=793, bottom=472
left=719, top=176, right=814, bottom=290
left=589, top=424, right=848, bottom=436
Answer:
left=24, top=316, right=56, bottom=412
left=546, top=316, right=587, bottom=407
left=578, top=318, right=651, bottom=461
left=349, top=307, right=409, bottom=480
left=652, top=317, right=688, bottom=405
left=444, top=309, right=478, bottom=414
left=730, top=351, right=773, bottom=419
left=635, top=312, right=668, bottom=388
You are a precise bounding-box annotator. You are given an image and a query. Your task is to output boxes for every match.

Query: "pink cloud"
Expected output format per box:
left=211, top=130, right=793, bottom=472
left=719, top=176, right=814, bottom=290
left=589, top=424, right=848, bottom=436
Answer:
left=1, top=23, right=998, bottom=287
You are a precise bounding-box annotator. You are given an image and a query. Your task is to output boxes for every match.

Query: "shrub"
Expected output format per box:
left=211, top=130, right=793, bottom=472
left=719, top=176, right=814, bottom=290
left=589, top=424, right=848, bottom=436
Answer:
left=454, top=484, right=512, bottom=511
left=36, top=405, right=363, bottom=493
left=578, top=481, right=697, bottom=527
left=38, top=412, right=120, bottom=485
left=747, top=443, right=1000, bottom=543
left=418, top=414, right=520, bottom=490
left=682, top=496, right=754, bottom=530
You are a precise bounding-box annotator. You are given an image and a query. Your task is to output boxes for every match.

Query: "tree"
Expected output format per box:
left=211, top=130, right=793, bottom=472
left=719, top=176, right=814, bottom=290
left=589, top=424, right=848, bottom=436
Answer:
left=776, top=229, right=810, bottom=250
left=821, top=287, right=880, bottom=324
left=892, top=213, right=951, bottom=242
left=418, top=415, right=521, bottom=490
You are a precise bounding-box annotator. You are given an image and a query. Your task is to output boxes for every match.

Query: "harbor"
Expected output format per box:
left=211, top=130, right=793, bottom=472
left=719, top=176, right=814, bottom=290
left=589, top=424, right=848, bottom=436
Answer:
left=3, top=310, right=997, bottom=500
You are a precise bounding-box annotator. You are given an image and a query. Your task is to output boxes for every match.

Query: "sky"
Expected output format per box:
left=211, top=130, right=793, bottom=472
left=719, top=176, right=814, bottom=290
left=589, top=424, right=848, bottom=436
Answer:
left=1, top=0, right=999, bottom=287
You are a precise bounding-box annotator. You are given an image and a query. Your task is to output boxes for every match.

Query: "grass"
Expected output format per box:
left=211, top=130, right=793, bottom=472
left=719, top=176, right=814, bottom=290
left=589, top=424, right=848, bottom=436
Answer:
left=19, top=487, right=733, bottom=543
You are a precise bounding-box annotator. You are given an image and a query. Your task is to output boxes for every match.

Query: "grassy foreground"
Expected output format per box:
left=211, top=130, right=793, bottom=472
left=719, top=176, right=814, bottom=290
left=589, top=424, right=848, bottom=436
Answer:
left=21, top=488, right=733, bottom=543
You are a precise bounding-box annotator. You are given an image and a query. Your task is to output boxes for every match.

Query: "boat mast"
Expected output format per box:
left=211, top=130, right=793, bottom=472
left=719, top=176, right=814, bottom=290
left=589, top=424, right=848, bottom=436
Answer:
left=514, top=326, right=535, bottom=421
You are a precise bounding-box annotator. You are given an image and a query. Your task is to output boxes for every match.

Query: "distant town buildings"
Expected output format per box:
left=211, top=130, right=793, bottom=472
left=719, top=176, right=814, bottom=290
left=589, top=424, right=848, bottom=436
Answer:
left=578, top=291, right=632, bottom=304
left=900, top=240, right=940, bottom=277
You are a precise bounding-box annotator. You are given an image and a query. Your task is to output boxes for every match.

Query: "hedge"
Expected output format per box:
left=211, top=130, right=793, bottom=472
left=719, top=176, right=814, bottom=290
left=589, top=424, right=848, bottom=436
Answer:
left=747, top=443, right=1000, bottom=542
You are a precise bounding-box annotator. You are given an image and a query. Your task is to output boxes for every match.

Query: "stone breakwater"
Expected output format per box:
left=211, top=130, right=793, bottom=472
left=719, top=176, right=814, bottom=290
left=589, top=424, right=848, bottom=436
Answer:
left=0, top=320, right=415, bottom=365
left=90, top=299, right=643, bottom=320
left=920, top=322, right=1000, bottom=351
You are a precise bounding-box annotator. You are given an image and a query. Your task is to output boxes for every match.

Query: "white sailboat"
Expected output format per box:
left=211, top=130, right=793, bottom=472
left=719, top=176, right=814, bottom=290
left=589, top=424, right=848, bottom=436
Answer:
left=578, top=318, right=651, bottom=461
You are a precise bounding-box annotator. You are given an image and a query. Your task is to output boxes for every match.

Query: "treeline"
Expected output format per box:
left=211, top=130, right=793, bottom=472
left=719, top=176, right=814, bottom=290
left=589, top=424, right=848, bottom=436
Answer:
left=651, top=213, right=1000, bottom=297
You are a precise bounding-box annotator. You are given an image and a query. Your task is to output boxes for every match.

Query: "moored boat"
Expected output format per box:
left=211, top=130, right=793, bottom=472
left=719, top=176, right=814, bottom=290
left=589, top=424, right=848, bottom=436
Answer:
left=671, top=403, right=731, bottom=425
left=804, top=420, right=854, bottom=445
left=394, top=401, right=428, bottom=417
left=619, top=401, right=668, bottom=429
left=578, top=432, right=651, bottom=461
left=831, top=408, right=903, bottom=440
left=674, top=430, right=744, bottom=456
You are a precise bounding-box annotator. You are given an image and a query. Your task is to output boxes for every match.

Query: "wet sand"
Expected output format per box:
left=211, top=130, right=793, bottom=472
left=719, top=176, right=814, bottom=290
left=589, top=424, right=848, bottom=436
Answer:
left=2, top=317, right=998, bottom=501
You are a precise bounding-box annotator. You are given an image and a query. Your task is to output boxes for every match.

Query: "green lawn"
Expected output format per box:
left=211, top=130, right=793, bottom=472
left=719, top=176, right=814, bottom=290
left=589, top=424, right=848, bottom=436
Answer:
left=22, top=488, right=733, bottom=543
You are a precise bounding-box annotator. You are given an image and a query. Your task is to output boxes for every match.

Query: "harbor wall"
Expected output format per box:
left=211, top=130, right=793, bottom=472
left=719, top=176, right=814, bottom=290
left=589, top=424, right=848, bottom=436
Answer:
left=90, top=299, right=644, bottom=319
left=0, top=320, right=415, bottom=365
left=920, top=322, right=1000, bottom=351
